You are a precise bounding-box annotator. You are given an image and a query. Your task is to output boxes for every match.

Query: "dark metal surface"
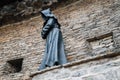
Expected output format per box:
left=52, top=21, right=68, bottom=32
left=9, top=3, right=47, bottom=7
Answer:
left=38, top=8, right=67, bottom=70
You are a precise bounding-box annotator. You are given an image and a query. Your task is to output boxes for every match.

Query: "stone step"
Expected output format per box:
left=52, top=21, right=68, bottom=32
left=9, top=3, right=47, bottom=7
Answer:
left=32, top=66, right=120, bottom=80
left=32, top=58, right=120, bottom=80
left=82, top=67, right=120, bottom=80
left=59, top=67, right=120, bottom=80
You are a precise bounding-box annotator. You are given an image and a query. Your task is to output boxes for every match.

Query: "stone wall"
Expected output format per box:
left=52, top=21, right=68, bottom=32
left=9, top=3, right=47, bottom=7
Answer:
left=0, top=0, right=78, bottom=26
left=32, top=56, right=120, bottom=80
left=0, top=0, right=120, bottom=80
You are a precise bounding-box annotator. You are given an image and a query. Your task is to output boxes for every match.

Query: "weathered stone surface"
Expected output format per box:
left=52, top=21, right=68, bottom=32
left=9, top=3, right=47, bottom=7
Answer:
left=32, top=57, right=120, bottom=80
left=0, top=0, right=79, bottom=26
left=0, top=0, right=120, bottom=80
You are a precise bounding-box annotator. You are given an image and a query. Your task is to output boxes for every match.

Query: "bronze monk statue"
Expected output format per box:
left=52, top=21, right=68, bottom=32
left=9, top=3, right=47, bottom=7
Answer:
left=38, top=8, right=67, bottom=70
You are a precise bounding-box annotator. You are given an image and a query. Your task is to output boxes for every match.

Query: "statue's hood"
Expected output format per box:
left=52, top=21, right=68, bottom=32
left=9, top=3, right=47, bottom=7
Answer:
left=40, top=8, right=55, bottom=20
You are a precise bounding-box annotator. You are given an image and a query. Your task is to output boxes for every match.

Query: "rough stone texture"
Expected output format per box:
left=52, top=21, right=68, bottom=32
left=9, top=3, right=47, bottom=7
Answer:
left=0, top=0, right=79, bottom=26
left=32, top=56, right=120, bottom=80
left=0, top=0, right=120, bottom=80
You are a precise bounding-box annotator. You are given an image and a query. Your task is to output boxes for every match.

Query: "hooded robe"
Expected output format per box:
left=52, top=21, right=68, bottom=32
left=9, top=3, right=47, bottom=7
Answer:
left=38, top=9, right=67, bottom=70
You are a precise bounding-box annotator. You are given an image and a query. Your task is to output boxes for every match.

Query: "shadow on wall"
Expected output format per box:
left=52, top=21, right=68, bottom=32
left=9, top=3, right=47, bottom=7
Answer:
left=0, top=0, right=23, bottom=8
left=0, top=0, right=79, bottom=27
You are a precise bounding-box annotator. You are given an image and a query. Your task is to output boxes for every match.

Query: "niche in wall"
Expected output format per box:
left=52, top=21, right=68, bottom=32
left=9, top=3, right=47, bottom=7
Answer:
left=87, top=32, right=114, bottom=53
left=5, top=58, right=23, bottom=74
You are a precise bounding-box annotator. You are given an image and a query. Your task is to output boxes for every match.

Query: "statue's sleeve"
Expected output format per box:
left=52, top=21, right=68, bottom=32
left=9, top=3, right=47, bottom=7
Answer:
left=41, top=18, right=54, bottom=39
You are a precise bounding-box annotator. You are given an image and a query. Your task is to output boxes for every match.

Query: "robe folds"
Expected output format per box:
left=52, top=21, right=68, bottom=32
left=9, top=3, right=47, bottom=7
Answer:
left=38, top=9, right=67, bottom=70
